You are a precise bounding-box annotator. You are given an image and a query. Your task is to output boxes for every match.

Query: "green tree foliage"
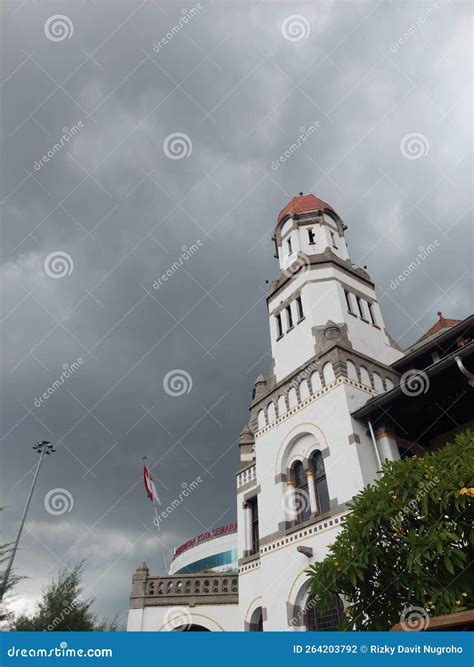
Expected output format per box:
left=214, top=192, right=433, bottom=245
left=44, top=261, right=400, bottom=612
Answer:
left=307, top=430, right=474, bottom=630
left=13, top=563, right=118, bottom=631
left=0, top=566, right=18, bottom=627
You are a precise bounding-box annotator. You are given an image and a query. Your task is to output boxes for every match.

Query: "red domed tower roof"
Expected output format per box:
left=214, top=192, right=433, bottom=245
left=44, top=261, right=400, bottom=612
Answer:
left=277, top=193, right=336, bottom=223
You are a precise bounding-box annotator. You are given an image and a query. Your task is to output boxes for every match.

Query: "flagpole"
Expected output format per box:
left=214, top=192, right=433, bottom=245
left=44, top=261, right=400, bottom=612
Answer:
left=152, top=497, right=168, bottom=572
left=143, top=457, right=168, bottom=573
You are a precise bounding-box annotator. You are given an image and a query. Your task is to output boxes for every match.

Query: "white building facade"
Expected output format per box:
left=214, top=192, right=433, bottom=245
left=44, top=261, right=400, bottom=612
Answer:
left=236, top=193, right=403, bottom=631
left=128, top=193, right=473, bottom=631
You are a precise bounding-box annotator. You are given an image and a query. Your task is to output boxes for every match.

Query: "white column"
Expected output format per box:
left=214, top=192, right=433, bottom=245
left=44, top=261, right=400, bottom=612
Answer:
left=245, top=503, right=253, bottom=553
left=292, top=228, right=301, bottom=254
left=376, top=431, right=400, bottom=463
left=286, top=481, right=298, bottom=523
left=306, top=470, right=318, bottom=515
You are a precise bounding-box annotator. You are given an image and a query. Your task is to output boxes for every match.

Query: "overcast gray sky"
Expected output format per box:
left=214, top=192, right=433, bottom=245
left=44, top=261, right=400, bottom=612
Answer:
left=1, top=0, right=472, bottom=624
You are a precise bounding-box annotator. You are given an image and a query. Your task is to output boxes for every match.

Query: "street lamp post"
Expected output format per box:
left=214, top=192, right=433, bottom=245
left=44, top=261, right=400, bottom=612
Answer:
left=0, top=441, right=56, bottom=603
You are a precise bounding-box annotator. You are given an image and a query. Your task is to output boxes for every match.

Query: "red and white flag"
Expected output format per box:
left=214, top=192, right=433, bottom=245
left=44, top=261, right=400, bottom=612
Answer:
left=143, top=462, right=160, bottom=505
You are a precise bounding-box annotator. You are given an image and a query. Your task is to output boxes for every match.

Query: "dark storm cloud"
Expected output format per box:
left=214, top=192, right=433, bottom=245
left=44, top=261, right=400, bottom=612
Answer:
left=1, top=0, right=471, bottom=620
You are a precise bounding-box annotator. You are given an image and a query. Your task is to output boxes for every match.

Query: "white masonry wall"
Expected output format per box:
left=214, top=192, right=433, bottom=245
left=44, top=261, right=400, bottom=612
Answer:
left=268, top=264, right=402, bottom=383
left=238, top=512, right=345, bottom=631
left=255, top=381, right=377, bottom=540
left=127, top=603, right=239, bottom=632
left=278, top=215, right=350, bottom=270
left=237, top=375, right=385, bottom=630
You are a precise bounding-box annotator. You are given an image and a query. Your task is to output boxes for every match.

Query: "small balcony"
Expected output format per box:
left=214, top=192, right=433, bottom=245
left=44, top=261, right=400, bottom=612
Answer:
left=237, top=463, right=256, bottom=490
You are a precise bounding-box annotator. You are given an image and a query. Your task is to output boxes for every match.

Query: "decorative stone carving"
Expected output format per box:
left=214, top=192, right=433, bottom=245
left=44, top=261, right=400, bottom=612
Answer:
left=312, top=320, right=353, bottom=355
left=134, top=573, right=239, bottom=608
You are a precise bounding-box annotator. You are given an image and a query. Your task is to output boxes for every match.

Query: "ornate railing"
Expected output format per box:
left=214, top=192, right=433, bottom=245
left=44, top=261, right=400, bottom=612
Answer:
left=141, top=574, right=238, bottom=606
left=237, top=464, right=256, bottom=489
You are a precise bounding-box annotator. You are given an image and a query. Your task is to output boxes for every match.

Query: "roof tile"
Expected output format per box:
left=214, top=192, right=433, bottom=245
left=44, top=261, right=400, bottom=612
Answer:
left=277, top=193, right=335, bottom=223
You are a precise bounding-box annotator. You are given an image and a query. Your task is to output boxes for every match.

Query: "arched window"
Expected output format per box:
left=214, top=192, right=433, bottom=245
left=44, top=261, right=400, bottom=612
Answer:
left=277, top=394, right=286, bottom=415
left=360, top=366, right=370, bottom=386
left=267, top=402, right=276, bottom=423
left=305, top=594, right=343, bottom=631
left=288, top=387, right=298, bottom=408
left=373, top=372, right=384, bottom=394
left=346, top=359, right=358, bottom=381
left=310, top=371, right=322, bottom=392
left=385, top=377, right=394, bottom=391
left=299, top=379, right=310, bottom=401
left=257, top=410, right=266, bottom=430
left=291, top=461, right=310, bottom=523
left=309, top=451, right=330, bottom=515
left=322, top=362, right=335, bottom=385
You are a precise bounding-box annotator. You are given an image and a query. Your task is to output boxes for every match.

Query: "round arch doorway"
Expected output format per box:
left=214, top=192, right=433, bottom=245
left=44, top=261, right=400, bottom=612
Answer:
left=249, top=607, right=263, bottom=631
left=173, top=624, right=211, bottom=632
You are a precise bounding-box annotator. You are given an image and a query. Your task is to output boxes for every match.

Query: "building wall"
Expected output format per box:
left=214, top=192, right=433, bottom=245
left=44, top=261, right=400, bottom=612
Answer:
left=268, top=264, right=402, bottom=382
left=238, top=516, right=343, bottom=631
left=243, top=380, right=379, bottom=545
left=277, top=215, right=350, bottom=269
left=127, top=603, right=239, bottom=631
left=236, top=371, right=386, bottom=631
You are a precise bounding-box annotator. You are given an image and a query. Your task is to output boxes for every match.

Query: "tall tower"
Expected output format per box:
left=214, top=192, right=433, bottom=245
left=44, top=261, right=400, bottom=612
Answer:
left=268, top=193, right=402, bottom=382
left=236, top=194, right=403, bottom=631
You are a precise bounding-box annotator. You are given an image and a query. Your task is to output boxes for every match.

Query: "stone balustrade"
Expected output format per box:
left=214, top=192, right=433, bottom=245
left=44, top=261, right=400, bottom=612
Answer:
left=130, top=569, right=238, bottom=608
left=237, top=464, right=256, bottom=489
